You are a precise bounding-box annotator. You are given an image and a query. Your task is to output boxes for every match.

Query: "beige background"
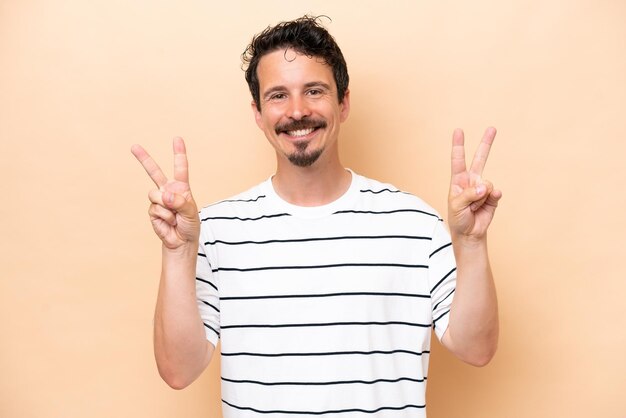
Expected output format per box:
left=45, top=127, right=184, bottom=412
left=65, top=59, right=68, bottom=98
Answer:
left=1, top=0, right=625, bottom=417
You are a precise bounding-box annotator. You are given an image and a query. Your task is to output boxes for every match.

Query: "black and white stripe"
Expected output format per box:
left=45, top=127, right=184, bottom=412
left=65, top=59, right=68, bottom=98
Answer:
left=195, top=173, right=456, bottom=417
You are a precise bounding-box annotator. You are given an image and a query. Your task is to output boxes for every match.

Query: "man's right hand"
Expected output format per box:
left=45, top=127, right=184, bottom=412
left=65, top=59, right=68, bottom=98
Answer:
left=131, top=137, right=212, bottom=388
left=131, top=137, right=200, bottom=250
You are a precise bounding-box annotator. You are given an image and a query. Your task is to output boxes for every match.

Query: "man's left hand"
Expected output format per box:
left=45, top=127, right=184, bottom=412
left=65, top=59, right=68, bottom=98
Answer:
left=448, top=127, right=502, bottom=241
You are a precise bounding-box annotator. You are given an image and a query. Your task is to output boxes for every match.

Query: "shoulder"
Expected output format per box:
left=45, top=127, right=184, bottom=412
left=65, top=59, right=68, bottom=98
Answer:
left=353, top=173, right=442, bottom=221
left=198, top=180, right=269, bottom=219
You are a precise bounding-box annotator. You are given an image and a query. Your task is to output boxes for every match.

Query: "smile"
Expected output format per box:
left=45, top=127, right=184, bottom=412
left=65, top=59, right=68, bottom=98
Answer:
left=286, top=128, right=315, bottom=137
left=275, top=118, right=327, bottom=139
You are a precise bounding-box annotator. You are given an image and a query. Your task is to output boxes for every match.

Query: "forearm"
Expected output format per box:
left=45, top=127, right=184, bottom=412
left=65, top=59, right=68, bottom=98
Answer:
left=443, top=235, right=498, bottom=366
left=153, top=243, right=214, bottom=389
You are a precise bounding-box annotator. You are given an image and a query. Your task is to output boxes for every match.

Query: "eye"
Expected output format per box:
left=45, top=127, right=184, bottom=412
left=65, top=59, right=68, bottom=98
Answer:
left=306, top=89, right=322, bottom=96
left=269, top=92, right=287, bottom=101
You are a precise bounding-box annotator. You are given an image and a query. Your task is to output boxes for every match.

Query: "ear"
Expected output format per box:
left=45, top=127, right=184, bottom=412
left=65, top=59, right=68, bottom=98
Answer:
left=251, top=100, right=263, bottom=129
left=339, top=89, right=351, bottom=123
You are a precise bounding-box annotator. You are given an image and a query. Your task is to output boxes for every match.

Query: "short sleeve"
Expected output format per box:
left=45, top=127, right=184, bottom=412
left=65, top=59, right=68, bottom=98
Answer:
left=428, top=219, right=457, bottom=341
left=196, top=231, right=220, bottom=347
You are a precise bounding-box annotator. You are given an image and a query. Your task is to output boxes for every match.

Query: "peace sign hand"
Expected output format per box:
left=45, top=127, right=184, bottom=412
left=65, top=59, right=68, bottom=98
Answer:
left=448, top=127, right=502, bottom=241
left=131, top=137, right=200, bottom=250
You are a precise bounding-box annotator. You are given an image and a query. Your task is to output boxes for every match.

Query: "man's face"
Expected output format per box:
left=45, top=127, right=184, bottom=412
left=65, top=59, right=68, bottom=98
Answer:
left=252, top=48, right=350, bottom=168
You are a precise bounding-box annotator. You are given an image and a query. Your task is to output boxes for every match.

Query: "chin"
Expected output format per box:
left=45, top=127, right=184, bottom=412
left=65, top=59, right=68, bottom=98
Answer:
left=287, top=148, right=324, bottom=167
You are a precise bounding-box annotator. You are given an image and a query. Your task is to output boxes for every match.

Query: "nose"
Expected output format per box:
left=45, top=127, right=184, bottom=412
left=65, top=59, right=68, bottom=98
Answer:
left=286, top=94, right=311, bottom=120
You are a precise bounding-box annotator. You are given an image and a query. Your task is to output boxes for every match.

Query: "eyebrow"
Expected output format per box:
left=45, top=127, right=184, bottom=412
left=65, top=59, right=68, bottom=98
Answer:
left=262, top=82, right=332, bottom=101
left=304, top=81, right=332, bottom=90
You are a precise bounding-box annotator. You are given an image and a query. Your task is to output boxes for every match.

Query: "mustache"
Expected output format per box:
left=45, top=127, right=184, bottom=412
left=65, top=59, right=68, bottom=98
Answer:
left=275, top=118, right=327, bottom=134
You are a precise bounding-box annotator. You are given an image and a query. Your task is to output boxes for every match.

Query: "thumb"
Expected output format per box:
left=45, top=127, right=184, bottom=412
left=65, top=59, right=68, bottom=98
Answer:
left=162, top=191, right=199, bottom=219
left=451, top=181, right=493, bottom=212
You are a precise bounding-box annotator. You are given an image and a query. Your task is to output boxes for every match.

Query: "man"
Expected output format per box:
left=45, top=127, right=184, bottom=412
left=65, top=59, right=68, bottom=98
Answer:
left=132, top=15, right=501, bottom=417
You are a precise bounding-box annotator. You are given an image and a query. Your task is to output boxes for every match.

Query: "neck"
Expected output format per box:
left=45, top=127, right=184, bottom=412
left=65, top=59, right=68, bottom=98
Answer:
left=272, top=152, right=351, bottom=207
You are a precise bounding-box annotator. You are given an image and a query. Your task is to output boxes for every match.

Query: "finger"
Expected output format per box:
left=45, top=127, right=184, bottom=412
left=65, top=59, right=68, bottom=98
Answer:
left=149, top=203, right=177, bottom=226
left=451, top=180, right=493, bottom=212
left=490, top=188, right=503, bottom=202
left=172, top=137, right=189, bottom=183
left=148, top=189, right=198, bottom=218
left=148, top=188, right=177, bottom=209
left=477, top=189, right=502, bottom=219
left=469, top=126, right=496, bottom=176
left=470, top=180, right=494, bottom=212
left=483, top=188, right=502, bottom=208
left=131, top=144, right=168, bottom=188
left=451, top=128, right=467, bottom=177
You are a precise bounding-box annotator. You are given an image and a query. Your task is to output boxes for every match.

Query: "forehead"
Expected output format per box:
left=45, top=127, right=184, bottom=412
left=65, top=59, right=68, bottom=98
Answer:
left=256, top=48, right=336, bottom=92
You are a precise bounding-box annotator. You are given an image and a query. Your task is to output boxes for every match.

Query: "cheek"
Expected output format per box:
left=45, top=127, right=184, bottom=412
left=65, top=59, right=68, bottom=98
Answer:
left=255, top=112, right=276, bottom=132
left=261, top=107, right=285, bottom=126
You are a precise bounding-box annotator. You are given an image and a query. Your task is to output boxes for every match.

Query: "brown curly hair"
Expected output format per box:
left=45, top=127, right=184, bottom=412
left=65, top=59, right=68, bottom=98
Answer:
left=242, top=15, right=349, bottom=111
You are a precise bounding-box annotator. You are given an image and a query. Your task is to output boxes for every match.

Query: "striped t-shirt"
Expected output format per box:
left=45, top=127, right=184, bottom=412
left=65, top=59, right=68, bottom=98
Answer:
left=196, top=171, right=456, bottom=417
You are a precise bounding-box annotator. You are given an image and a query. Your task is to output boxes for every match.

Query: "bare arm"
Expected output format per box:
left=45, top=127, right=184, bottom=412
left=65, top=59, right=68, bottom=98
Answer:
left=441, top=127, right=502, bottom=366
left=131, top=138, right=214, bottom=388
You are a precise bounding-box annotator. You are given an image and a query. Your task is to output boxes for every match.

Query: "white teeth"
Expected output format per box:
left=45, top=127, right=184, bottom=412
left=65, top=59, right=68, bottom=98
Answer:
left=286, top=128, right=314, bottom=137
